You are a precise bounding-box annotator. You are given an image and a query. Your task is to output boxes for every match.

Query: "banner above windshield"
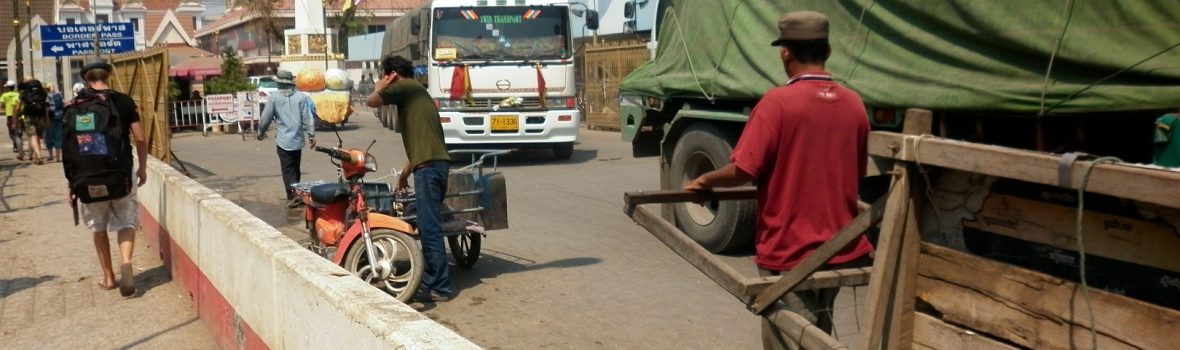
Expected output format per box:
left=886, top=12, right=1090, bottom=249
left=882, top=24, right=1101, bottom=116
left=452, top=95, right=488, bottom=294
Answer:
left=433, top=6, right=571, bottom=61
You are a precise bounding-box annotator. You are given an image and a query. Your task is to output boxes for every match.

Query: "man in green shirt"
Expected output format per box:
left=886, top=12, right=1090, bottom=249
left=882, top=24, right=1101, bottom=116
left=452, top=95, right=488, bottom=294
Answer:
left=2, top=81, right=22, bottom=156
left=366, top=55, right=454, bottom=302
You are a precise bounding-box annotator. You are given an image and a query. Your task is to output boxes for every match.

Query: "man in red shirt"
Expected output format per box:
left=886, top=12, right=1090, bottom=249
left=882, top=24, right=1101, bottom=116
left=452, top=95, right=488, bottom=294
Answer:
left=685, top=10, right=873, bottom=350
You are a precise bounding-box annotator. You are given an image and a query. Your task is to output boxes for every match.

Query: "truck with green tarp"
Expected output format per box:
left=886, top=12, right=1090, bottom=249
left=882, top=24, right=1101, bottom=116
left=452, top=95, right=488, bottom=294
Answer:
left=618, top=0, right=1180, bottom=253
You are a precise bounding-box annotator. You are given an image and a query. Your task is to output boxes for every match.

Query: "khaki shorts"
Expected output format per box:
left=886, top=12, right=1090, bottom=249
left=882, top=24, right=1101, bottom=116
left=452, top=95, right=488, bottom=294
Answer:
left=22, top=117, right=45, bottom=136
left=80, top=190, right=139, bottom=233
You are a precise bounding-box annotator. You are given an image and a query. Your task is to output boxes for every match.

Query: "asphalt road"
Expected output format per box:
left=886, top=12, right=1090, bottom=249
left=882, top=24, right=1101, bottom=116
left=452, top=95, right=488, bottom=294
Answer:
left=170, top=112, right=866, bottom=349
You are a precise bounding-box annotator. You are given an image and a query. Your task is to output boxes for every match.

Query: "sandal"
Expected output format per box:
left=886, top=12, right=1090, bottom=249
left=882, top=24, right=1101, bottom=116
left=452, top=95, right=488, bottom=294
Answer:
left=119, top=263, right=136, bottom=297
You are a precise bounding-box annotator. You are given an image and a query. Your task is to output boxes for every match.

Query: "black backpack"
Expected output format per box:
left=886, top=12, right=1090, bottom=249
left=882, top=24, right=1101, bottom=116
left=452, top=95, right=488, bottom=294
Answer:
left=20, top=80, right=48, bottom=120
left=62, top=89, right=131, bottom=203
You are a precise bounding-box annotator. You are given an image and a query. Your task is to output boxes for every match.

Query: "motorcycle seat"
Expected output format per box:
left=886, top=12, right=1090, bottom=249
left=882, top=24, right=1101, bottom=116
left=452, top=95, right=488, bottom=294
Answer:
left=310, top=183, right=349, bottom=204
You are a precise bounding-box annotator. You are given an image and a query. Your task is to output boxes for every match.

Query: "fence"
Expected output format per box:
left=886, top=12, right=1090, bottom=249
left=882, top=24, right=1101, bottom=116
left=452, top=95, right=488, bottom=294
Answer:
left=108, top=45, right=170, bottom=162
left=581, top=40, right=650, bottom=130
left=169, top=91, right=261, bottom=137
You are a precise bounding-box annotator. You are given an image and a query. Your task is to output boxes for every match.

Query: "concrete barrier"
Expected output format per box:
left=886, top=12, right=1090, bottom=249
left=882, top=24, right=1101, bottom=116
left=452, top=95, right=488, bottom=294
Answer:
left=137, top=157, right=478, bottom=349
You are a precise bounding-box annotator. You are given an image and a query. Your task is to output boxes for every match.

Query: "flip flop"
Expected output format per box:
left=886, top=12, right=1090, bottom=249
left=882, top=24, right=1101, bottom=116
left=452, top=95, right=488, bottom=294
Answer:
left=96, top=281, right=117, bottom=290
left=119, top=263, right=136, bottom=297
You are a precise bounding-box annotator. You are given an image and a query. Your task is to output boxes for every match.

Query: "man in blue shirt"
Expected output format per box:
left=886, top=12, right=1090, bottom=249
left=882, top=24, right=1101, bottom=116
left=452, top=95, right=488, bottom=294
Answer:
left=256, top=70, right=316, bottom=207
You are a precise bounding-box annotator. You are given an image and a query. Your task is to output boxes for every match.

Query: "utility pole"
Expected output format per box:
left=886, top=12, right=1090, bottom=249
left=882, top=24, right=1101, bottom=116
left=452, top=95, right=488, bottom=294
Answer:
left=13, top=0, right=23, bottom=79
left=25, top=0, right=32, bottom=78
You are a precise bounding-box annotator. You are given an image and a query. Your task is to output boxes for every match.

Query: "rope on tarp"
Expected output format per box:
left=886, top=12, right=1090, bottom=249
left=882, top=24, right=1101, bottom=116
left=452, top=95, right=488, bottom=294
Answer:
left=1037, top=0, right=1077, bottom=117
left=1042, top=39, right=1180, bottom=115
left=664, top=6, right=715, bottom=102
left=1075, top=155, right=1121, bottom=350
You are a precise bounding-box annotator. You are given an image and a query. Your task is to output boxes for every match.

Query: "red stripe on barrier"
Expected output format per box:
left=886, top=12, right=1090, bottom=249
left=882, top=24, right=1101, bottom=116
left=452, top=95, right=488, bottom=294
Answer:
left=139, top=205, right=269, bottom=350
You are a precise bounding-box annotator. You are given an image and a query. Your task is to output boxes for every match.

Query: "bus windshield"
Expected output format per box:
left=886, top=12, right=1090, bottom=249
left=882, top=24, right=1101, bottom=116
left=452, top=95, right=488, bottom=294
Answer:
left=432, top=6, right=570, bottom=61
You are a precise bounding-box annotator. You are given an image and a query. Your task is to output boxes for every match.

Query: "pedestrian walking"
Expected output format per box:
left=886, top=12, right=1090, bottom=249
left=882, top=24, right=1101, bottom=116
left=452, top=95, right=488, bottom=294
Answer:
left=18, top=79, right=50, bottom=164
left=684, top=11, right=873, bottom=350
left=255, top=70, right=316, bottom=208
left=62, top=59, right=148, bottom=297
left=44, top=85, right=65, bottom=162
left=3, top=81, right=21, bottom=157
left=366, top=55, right=454, bottom=303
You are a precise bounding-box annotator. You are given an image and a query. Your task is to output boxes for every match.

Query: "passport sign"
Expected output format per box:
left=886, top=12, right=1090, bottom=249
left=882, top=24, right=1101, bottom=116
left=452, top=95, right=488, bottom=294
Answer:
left=40, top=23, right=136, bottom=57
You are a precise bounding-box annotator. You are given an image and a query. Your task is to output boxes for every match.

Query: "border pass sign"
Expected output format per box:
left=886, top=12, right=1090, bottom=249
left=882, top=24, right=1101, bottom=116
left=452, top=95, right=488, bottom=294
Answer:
left=40, top=23, right=135, bottom=57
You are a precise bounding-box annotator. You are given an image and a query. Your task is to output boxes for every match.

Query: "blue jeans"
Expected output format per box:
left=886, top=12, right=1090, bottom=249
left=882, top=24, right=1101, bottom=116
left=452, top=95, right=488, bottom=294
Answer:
left=414, top=160, right=452, bottom=296
left=44, top=119, right=63, bottom=150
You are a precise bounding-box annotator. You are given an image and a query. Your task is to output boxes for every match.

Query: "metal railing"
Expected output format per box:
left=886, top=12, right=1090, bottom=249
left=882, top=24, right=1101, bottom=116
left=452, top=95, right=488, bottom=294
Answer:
left=169, top=91, right=261, bottom=137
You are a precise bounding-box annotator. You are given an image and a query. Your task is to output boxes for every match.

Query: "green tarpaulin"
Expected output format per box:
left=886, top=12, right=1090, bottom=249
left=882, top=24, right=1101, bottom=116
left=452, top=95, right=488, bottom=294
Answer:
left=619, top=1, right=1180, bottom=114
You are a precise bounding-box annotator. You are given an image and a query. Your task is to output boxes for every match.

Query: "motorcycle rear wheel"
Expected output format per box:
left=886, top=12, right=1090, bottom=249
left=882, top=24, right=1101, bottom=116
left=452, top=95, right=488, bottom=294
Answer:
left=343, top=228, right=424, bottom=302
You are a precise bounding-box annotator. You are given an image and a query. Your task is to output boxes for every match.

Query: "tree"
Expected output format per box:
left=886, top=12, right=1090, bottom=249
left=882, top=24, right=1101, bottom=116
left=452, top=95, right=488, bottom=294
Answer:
left=205, top=48, right=256, bottom=94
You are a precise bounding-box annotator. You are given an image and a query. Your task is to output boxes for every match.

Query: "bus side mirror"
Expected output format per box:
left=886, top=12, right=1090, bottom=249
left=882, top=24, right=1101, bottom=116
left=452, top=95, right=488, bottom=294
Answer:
left=411, top=15, right=422, bottom=35
left=624, top=2, right=636, bottom=19
left=586, top=10, right=600, bottom=30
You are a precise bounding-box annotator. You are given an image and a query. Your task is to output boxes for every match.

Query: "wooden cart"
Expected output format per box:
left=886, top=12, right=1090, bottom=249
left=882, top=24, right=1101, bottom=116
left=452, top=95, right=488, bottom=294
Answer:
left=624, top=109, right=1180, bottom=349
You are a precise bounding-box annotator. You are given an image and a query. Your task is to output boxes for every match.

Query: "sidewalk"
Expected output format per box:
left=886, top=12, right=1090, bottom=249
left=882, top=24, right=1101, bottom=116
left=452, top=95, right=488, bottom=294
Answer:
left=0, top=147, right=215, bottom=349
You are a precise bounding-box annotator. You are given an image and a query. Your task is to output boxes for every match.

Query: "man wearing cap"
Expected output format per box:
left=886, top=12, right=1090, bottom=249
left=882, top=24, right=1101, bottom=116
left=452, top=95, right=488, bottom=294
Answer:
left=3, top=81, right=21, bottom=157
left=72, top=59, right=149, bottom=296
left=256, top=70, right=316, bottom=208
left=685, top=11, right=872, bottom=349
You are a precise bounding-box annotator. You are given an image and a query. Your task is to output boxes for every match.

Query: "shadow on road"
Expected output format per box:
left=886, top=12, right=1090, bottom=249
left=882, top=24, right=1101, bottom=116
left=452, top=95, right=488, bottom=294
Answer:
left=118, top=317, right=200, bottom=350
left=0, top=275, right=58, bottom=298
left=131, top=264, right=172, bottom=298
left=449, top=250, right=602, bottom=292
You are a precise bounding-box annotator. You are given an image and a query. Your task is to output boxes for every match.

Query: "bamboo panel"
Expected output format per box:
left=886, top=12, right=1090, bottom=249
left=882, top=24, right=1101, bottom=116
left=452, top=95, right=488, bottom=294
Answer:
left=581, top=40, right=649, bottom=130
left=108, top=46, right=171, bottom=163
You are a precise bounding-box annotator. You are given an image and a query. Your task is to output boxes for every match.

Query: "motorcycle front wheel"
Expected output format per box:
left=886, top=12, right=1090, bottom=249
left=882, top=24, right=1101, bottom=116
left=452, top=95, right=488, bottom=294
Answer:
left=343, top=228, right=424, bottom=302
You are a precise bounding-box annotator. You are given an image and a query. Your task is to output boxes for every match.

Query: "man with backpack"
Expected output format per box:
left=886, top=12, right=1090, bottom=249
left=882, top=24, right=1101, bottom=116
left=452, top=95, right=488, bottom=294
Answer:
left=18, top=79, right=50, bottom=164
left=62, top=59, right=148, bottom=297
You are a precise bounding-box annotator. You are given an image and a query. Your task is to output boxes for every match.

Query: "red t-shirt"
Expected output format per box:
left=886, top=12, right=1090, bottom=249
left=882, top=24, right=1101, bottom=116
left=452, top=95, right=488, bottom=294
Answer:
left=730, top=74, right=874, bottom=271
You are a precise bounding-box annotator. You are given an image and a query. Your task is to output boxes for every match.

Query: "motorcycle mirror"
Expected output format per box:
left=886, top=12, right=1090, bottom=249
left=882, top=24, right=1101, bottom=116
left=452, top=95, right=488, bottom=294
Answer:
left=333, top=124, right=343, bottom=148
left=365, top=139, right=377, bottom=153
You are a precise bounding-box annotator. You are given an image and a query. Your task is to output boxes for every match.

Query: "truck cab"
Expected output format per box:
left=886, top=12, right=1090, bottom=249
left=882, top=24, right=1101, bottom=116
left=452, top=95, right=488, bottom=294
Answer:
left=380, top=0, right=590, bottom=160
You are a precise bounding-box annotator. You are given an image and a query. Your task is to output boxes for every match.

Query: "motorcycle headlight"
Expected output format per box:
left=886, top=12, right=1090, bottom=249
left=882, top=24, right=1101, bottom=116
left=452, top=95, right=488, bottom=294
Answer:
left=364, top=153, right=378, bottom=172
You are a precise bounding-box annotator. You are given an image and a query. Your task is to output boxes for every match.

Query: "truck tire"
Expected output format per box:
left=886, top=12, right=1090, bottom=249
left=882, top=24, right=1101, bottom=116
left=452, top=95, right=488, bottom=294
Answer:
left=553, top=142, right=574, bottom=160
left=669, top=124, right=755, bottom=253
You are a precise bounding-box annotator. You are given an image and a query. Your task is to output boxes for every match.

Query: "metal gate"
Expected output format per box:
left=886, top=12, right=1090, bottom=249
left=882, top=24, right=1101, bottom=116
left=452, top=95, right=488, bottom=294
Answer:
left=581, top=40, right=649, bottom=131
left=108, top=46, right=171, bottom=163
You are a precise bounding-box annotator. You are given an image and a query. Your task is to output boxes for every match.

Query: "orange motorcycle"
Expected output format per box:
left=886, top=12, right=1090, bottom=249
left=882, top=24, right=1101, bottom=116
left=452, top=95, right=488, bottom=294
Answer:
left=292, top=141, right=423, bottom=302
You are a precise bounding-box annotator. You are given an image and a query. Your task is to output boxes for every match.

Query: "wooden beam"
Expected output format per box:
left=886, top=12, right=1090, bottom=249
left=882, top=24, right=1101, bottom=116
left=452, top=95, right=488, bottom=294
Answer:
left=623, top=187, right=757, bottom=215
left=748, top=193, right=889, bottom=315
left=913, top=313, right=1018, bottom=350
left=867, top=131, right=1180, bottom=209
left=885, top=176, right=926, bottom=348
left=743, top=267, right=872, bottom=296
left=902, top=108, right=934, bottom=135
left=917, top=243, right=1180, bottom=350
left=861, top=165, right=912, bottom=350
left=963, top=194, right=1180, bottom=273
left=629, top=205, right=748, bottom=298
left=765, top=306, right=849, bottom=350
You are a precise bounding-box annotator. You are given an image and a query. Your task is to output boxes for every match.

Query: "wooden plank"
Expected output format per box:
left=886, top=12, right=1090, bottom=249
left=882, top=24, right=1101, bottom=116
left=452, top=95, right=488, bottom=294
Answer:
left=902, top=108, right=934, bottom=135
left=629, top=205, right=748, bottom=298
left=765, top=306, right=849, bottom=350
left=743, top=267, right=872, bottom=296
left=885, top=179, right=926, bottom=348
left=867, top=131, right=1180, bottom=209
left=913, top=313, right=1018, bottom=350
left=917, top=243, right=1180, bottom=350
left=963, top=194, right=1180, bottom=273
left=748, top=193, right=889, bottom=315
left=623, top=187, right=757, bottom=215
left=861, top=165, right=912, bottom=350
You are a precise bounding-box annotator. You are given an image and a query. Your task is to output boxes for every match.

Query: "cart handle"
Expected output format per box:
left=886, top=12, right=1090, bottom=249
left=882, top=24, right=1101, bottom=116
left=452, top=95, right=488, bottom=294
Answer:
left=448, top=149, right=512, bottom=173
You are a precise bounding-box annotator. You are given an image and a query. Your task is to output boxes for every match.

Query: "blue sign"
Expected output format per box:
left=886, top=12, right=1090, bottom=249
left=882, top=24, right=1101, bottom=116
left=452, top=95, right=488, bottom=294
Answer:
left=40, top=23, right=136, bottom=57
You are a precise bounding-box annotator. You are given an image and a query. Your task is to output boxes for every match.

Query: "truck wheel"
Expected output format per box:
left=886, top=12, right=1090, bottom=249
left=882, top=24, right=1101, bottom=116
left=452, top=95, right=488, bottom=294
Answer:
left=669, top=124, right=755, bottom=253
left=553, top=142, right=574, bottom=160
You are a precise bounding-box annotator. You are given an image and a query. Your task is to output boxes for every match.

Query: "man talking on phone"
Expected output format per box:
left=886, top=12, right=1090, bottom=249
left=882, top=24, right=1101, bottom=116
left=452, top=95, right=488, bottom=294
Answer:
left=366, top=55, right=454, bottom=302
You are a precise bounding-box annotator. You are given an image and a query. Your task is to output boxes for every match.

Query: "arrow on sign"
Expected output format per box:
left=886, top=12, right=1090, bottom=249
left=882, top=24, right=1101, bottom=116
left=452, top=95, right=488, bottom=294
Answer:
left=51, top=46, right=64, bottom=53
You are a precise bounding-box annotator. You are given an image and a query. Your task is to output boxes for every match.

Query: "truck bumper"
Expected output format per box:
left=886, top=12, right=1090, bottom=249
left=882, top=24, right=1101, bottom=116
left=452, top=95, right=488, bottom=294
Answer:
left=440, top=109, right=580, bottom=146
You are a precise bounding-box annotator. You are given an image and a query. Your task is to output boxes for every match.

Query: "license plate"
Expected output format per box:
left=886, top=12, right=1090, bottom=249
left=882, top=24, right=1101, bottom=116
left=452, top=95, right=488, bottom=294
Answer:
left=491, top=115, right=519, bottom=131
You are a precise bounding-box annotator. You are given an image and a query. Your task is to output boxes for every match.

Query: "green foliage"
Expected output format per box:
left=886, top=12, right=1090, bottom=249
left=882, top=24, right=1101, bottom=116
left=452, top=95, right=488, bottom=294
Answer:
left=205, top=48, right=256, bottom=94
left=167, top=80, right=181, bottom=101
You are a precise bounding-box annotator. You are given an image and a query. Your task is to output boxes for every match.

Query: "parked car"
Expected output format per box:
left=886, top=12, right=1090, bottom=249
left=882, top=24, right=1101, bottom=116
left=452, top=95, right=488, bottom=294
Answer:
left=249, top=76, right=279, bottom=107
